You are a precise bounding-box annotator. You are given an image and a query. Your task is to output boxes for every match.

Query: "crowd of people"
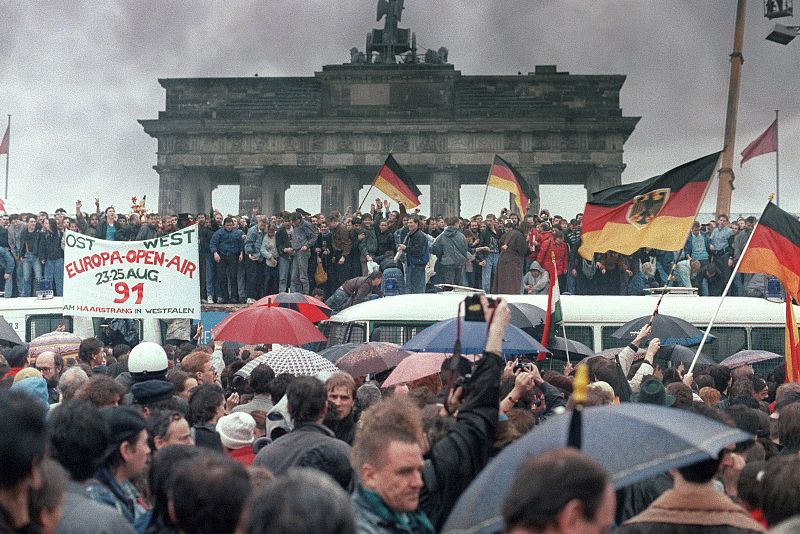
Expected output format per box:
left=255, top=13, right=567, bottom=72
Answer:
left=0, top=196, right=776, bottom=308
left=2, top=298, right=800, bottom=533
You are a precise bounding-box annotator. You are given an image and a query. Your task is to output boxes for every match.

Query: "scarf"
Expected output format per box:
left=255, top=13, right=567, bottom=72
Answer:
left=357, top=484, right=434, bottom=534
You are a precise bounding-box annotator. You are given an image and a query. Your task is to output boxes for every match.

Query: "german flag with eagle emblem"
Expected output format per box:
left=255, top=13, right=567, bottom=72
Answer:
left=578, top=152, right=720, bottom=259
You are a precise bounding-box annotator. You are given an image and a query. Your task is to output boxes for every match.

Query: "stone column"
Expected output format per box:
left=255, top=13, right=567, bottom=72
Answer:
left=157, top=167, right=183, bottom=215
left=261, top=168, right=287, bottom=216
left=237, top=167, right=264, bottom=215
left=344, top=171, right=362, bottom=213
left=320, top=168, right=347, bottom=215
left=585, top=164, right=625, bottom=199
left=429, top=166, right=461, bottom=218
left=183, top=169, right=213, bottom=214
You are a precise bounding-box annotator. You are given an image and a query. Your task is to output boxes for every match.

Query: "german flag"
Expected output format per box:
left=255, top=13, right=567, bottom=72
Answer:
left=738, top=202, right=800, bottom=304
left=372, top=154, right=422, bottom=208
left=487, top=155, right=536, bottom=215
left=786, top=298, right=800, bottom=383
left=578, top=152, right=720, bottom=260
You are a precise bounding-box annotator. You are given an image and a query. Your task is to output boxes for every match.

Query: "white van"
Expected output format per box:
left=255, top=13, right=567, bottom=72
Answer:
left=323, top=293, right=792, bottom=365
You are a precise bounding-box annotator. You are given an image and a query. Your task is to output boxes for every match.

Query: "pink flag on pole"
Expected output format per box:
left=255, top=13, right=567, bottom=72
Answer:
left=740, top=120, right=777, bottom=167
left=0, top=126, right=8, bottom=155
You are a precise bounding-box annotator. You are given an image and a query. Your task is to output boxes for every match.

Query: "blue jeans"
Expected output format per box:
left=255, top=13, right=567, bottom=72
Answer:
left=0, top=247, right=13, bottom=298
left=406, top=263, right=426, bottom=294
left=278, top=256, right=292, bottom=293
left=204, top=254, right=215, bottom=300
left=21, top=253, right=42, bottom=297
left=44, top=258, right=64, bottom=296
left=481, top=252, right=499, bottom=293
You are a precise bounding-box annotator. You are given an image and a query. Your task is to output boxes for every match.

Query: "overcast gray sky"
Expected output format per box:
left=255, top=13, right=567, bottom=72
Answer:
left=1, top=1, right=797, bottom=219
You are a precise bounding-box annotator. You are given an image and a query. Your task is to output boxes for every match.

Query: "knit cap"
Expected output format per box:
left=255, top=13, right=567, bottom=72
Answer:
left=216, top=412, right=256, bottom=450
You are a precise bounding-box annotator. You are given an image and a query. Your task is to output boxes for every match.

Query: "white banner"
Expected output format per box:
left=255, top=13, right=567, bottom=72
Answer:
left=63, top=227, right=200, bottom=319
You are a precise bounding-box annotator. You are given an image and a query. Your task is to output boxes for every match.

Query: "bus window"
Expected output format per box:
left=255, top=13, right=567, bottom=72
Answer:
left=563, top=326, right=594, bottom=351
left=347, top=323, right=367, bottom=344
left=371, top=323, right=433, bottom=345
left=601, top=326, right=630, bottom=351
left=751, top=327, right=786, bottom=356
left=26, top=315, right=73, bottom=342
left=706, top=327, right=747, bottom=362
left=322, top=321, right=350, bottom=347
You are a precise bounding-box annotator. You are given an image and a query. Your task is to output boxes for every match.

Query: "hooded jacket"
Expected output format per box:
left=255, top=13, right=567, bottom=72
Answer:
left=431, top=227, right=470, bottom=266
left=521, top=261, right=550, bottom=294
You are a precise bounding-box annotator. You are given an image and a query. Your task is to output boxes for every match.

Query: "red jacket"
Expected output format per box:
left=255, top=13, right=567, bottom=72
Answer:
left=536, top=239, right=568, bottom=277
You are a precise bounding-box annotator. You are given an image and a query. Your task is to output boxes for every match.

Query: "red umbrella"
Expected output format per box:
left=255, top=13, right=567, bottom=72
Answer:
left=381, top=352, right=478, bottom=389
left=211, top=305, right=326, bottom=345
left=254, top=293, right=332, bottom=323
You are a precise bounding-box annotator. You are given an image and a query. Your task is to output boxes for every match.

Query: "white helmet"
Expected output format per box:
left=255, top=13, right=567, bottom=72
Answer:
left=128, top=342, right=168, bottom=378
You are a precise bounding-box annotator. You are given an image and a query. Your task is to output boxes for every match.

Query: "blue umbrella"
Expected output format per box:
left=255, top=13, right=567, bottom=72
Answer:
left=401, top=317, right=549, bottom=356
left=443, top=403, right=751, bottom=534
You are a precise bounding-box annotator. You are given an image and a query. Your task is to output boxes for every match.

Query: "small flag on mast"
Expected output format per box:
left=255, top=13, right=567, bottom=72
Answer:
left=740, top=120, right=777, bottom=167
left=0, top=126, right=8, bottom=155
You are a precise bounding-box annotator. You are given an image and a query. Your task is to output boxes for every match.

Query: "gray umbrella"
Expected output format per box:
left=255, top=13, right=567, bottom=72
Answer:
left=0, top=316, right=23, bottom=346
left=443, top=403, right=751, bottom=534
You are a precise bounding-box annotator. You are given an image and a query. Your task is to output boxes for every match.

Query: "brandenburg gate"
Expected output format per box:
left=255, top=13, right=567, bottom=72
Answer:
left=140, top=1, right=639, bottom=218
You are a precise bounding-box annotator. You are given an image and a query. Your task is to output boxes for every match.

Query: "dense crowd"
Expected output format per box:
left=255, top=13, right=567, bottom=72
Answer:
left=2, top=300, right=800, bottom=533
left=0, top=196, right=777, bottom=306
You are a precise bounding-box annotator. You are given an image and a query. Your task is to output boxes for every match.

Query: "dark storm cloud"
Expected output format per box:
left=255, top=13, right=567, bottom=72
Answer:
left=1, top=1, right=797, bottom=216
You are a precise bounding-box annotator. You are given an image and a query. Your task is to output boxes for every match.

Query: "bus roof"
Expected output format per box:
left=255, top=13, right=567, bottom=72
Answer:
left=329, top=293, right=791, bottom=326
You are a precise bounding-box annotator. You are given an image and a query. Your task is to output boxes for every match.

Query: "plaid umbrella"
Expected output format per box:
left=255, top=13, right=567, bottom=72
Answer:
left=254, top=293, right=332, bottom=323
left=238, top=346, right=338, bottom=377
left=28, top=331, right=82, bottom=361
left=334, top=342, right=410, bottom=377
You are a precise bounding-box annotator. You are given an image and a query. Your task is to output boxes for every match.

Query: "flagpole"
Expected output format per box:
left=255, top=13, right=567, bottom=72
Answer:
left=687, top=197, right=771, bottom=375
left=775, top=109, right=780, bottom=207
left=356, top=183, right=375, bottom=213
left=561, top=324, right=571, bottom=365
left=478, top=181, right=490, bottom=216
left=4, top=115, right=9, bottom=200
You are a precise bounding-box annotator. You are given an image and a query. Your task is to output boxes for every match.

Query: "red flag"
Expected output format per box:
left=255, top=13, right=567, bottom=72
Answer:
left=740, top=120, right=777, bottom=167
left=0, top=126, right=7, bottom=155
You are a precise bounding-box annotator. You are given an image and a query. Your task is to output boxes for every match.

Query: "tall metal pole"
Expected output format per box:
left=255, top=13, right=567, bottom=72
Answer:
left=3, top=115, right=9, bottom=200
left=715, top=0, right=747, bottom=218
left=775, top=109, right=780, bottom=207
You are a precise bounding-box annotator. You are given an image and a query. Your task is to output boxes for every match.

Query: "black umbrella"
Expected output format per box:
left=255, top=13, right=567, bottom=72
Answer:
left=443, top=403, right=751, bottom=534
left=611, top=314, right=715, bottom=346
left=0, top=316, right=23, bottom=346
left=318, top=343, right=358, bottom=363
left=507, top=303, right=546, bottom=334
left=547, top=336, right=595, bottom=361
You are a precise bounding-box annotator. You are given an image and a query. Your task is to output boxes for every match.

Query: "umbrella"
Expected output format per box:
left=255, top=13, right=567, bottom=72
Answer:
left=720, top=350, right=784, bottom=369
left=507, top=303, right=546, bottom=332
left=596, top=345, right=713, bottom=367
left=547, top=336, right=595, bottom=361
left=443, top=403, right=751, bottom=534
left=334, top=342, right=410, bottom=378
left=237, top=346, right=338, bottom=377
left=611, top=314, right=715, bottom=346
left=380, top=352, right=479, bottom=389
left=28, top=330, right=81, bottom=359
left=319, top=343, right=359, bottom=363
left=401, top=317, right=549, bottom=356
left=254, top=292, right=332, bottom=323
left=0, top=316, right=23, bottom=346
left=211, top=305, right=326, bottom=345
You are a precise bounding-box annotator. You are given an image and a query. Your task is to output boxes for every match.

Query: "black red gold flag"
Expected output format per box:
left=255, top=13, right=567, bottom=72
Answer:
left=372, top=154, right=422, bottom=208
left=487, top=155, right=536, bottom=215
left=578, top=152, right=720, bottom=259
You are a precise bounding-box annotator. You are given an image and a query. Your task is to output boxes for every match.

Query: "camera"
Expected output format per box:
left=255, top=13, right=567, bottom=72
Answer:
left=516, top=361, right=533, bottom=372
left=464, top=294, right=497, bottom=322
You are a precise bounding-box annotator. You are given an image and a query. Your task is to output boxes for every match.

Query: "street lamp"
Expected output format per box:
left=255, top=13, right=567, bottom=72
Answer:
left=766, top=23, right=800, bottom=43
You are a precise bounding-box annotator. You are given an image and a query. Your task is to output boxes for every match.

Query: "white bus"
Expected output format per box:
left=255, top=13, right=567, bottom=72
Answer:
left=323, top=293, right=791, bottom=368
left=0, top=297, right=164, bottom=344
